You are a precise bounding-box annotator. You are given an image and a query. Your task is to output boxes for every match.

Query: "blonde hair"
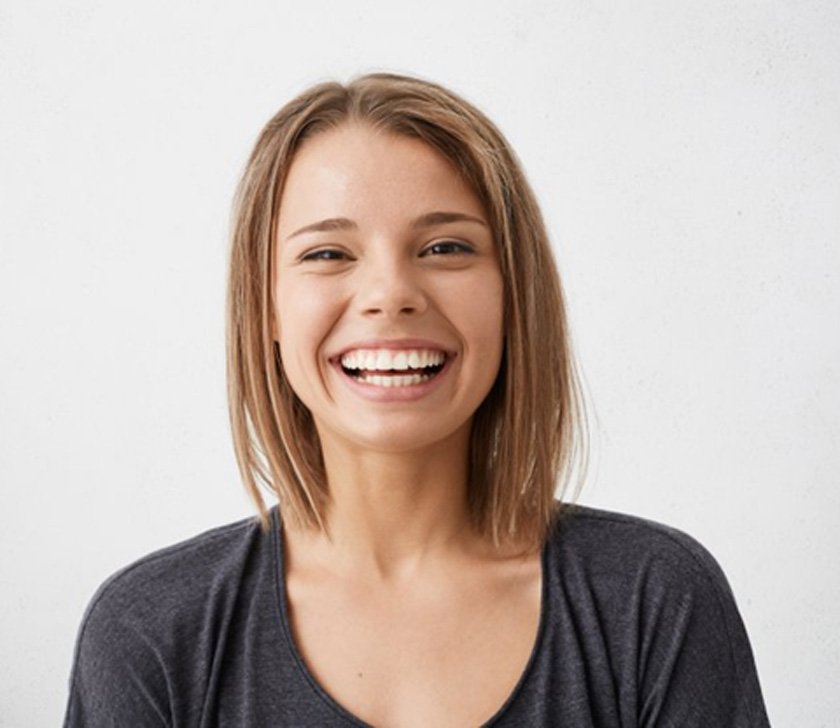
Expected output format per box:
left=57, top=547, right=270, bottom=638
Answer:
left=227, top=72, right=588, bottom=550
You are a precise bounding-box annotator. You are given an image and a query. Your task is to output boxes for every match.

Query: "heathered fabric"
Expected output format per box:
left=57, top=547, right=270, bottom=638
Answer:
left=64, top=505, right=771, bottom=727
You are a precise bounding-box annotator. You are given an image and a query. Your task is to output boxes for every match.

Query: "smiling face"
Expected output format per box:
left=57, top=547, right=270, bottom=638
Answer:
left=272, top=123, right=504, bottom=457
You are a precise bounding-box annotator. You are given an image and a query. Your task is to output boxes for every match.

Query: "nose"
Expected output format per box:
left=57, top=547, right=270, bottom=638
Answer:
left=356, top=252, right=428, bottom=318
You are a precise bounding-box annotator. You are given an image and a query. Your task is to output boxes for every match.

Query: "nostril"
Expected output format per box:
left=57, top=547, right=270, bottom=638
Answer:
left=357, top=279, right=428, bottom=316
left=363, top=303, right=422, bottom=316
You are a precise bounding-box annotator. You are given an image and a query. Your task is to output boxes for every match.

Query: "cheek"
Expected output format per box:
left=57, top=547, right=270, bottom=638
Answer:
left=460, top=272, right=504, bottom=354
left=275, top=317, right=325, bottom=412
left=275, top=277, right=327, bottom=343
left=274, top=281, right=343, bottom=384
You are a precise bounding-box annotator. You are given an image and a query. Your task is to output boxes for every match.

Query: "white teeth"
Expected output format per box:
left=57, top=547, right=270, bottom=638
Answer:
left=359, top=372, right=431, bottom=387
left=340, top=348, right=446, bottom=372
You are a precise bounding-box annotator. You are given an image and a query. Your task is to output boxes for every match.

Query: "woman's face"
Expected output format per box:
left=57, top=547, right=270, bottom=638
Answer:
left=273, top=123, right=504, bottom=456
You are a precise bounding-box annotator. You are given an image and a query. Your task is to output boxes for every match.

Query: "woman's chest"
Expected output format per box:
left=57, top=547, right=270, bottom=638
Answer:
left=284, top=563, right=542, bottom=727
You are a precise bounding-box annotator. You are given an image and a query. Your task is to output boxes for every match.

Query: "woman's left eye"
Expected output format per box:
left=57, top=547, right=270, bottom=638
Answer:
left=421, top=240, right=475, bottom=256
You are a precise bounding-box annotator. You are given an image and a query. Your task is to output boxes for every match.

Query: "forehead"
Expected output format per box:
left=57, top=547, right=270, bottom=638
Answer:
left=275, top=123, right=487, bottom=236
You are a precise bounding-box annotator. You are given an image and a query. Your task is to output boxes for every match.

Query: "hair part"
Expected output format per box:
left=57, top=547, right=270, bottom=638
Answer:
left=227, top=72, right=589, bottom=550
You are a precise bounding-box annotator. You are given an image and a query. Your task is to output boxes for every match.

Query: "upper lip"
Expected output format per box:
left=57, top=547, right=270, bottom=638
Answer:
left=331, top=338, right=455, bottom=361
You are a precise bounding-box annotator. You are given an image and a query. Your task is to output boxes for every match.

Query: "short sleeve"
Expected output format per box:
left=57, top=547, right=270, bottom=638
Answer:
left=636, top=533, right=770, bottom=728
left=63, top=590, right=172, bottom=728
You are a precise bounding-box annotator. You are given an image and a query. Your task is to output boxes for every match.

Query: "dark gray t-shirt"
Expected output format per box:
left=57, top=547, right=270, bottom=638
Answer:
left=64, top=505, right=770, bottom=727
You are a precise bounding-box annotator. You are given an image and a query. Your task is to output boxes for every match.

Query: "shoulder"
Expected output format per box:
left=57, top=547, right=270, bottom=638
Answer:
left=548, top=504, right=732, bottom=593
left=64, top=514, right=269, bottom=727
left=539, top=505, right=770, bottom=726
left=82, top=514, right=264, bottom=626
left=545, top=504, right=741, bottom=640
left=544, top=504, right=749, bottom=677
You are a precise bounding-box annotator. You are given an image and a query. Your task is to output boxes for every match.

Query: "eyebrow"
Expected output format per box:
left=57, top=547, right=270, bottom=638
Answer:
left=411, top=211, right=488, bottom=229
left=286, top=211, right=488, bottom=240
left=287, top=217, right=357, bottom=239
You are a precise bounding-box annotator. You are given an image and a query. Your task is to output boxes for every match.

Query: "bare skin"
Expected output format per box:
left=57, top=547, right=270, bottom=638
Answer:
left=274, top=125, right=543, bottom=726
left=283, top=433, right=542, bottom=727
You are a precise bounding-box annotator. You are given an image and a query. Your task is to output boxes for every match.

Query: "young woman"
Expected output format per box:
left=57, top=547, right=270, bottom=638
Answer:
left=64, top=74, right=771, bottom=727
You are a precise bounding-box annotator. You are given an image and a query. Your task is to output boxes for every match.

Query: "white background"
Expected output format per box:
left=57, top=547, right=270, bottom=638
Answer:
left=2, top=1, right=838, bottom=725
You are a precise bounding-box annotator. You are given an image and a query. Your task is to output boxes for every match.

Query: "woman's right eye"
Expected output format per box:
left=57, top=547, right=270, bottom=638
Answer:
left=300, top=248, right=349, bottom=262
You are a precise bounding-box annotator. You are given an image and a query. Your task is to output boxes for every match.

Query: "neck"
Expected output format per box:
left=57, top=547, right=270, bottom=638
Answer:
left=286, top=427, right=481, bottom=582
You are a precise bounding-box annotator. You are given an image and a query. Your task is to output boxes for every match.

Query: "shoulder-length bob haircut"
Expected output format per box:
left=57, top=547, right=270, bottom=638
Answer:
left=227, top=72, right=588, bottom=550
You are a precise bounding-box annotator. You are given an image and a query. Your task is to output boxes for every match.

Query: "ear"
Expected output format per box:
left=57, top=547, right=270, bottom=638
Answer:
left=272, top=314, right=280, bottom=343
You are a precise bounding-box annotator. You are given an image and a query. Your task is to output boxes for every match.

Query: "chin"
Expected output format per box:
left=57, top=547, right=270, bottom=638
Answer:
left=321, top=417, right=472, bottom=457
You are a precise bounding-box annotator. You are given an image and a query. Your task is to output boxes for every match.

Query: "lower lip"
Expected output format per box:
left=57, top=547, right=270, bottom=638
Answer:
left=333, top=357, right=454, bottom=402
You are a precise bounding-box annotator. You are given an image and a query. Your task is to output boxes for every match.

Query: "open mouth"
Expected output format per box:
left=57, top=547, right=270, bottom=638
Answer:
left=338, top=348, right=449, bottom=388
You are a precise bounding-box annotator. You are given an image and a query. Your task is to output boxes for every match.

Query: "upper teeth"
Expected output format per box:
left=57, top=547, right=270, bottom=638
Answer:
left=340, top=349, right=446, bottom=371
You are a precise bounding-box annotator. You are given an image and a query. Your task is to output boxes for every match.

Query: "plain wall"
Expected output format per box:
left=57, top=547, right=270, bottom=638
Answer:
left=2, top=1, right=838, bottom=725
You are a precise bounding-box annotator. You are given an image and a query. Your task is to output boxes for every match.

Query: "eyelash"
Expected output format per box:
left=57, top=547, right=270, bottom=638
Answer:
left=300, top=249, right=351, bottom=262
left=299, top=240, right=475, bottom=262
left=421, top=240, right=475, bottom=256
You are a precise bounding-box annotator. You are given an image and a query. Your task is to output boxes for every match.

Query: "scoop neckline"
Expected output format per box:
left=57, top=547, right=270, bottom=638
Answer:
left=269, top=506, right=549, bottom=727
